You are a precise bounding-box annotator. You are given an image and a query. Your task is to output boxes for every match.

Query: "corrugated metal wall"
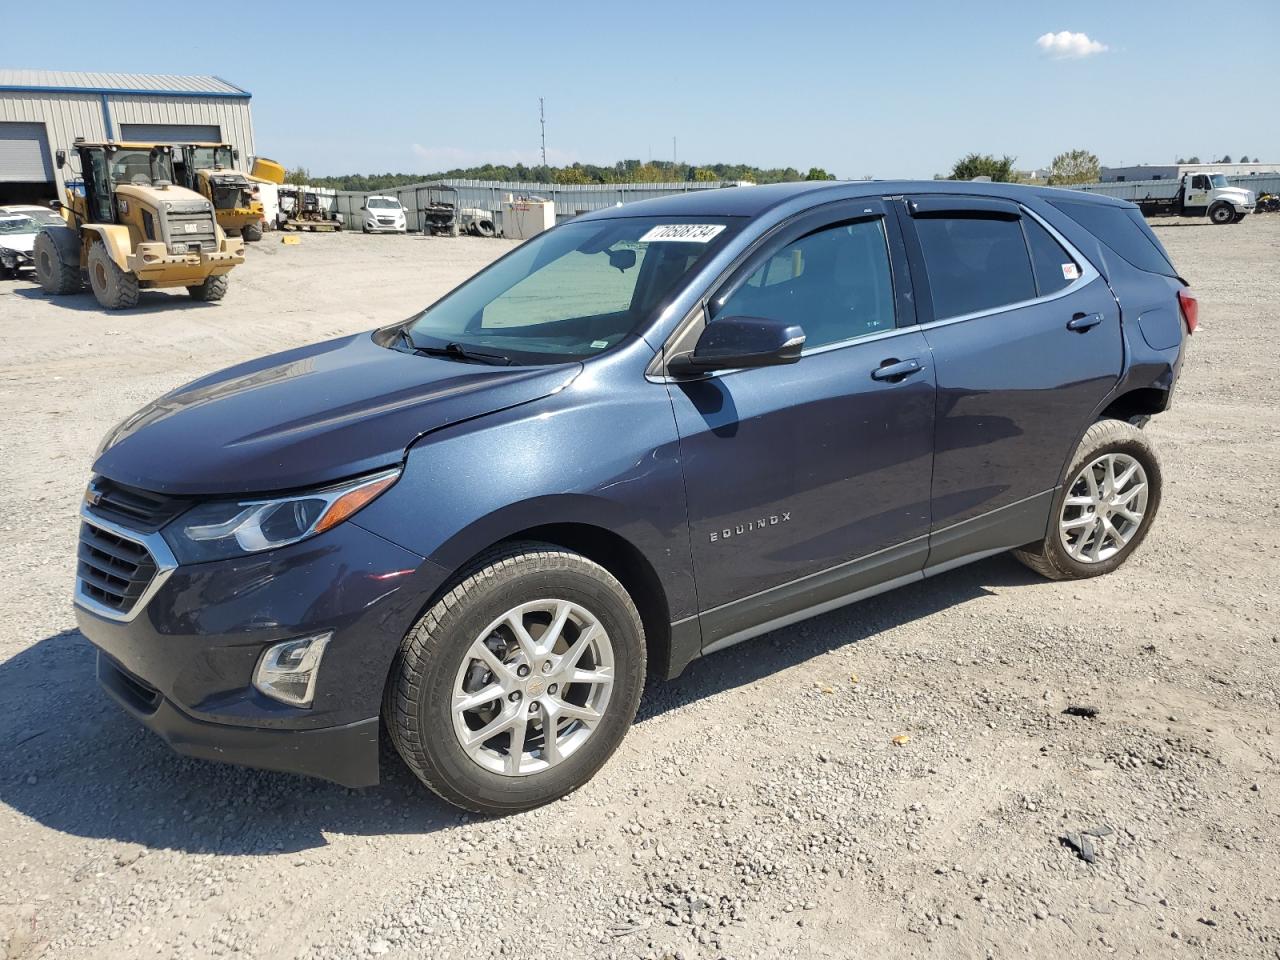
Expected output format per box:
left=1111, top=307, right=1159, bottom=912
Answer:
left=332, top=179, right=743, bottom=232
left=0, top=90, right=253, bottom=197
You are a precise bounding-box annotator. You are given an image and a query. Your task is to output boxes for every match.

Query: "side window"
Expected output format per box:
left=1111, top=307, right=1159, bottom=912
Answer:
left=716, top=218, right=895, bottom=350
left=1048, top=199, right=1178, bottom=278
left=912, top=215, right=1036, bottom=319
left=1192, top=175, right=1208, bottom=190
left=1023, top=217, right=1080, bottom=297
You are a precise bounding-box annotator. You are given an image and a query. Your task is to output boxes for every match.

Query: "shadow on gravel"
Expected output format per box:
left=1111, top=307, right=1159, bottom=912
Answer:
left=0, top=555, right=1039, bottom=854
left=11, top=285, right=220, bottom=313
left=0, top=630, right=459, bottom=856
left=638, top=553, right=1042, bottom=722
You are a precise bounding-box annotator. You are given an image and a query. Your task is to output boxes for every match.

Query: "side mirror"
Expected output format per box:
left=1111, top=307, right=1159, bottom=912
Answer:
left=607, top=248, right=636, bottom=272
left=233, top=148, right=240, bottom=160
left=55, top=149, right=66, bottom=168
left=668, top=316, right=805, bottom=375
left=49, top=199, right=64, bottom=211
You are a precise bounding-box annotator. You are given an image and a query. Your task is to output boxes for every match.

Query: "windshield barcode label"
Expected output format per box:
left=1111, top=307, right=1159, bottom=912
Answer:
left=639, top=224, right=726, bottom=243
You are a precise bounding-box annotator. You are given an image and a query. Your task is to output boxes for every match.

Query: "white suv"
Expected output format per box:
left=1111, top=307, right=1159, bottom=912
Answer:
left=362, top=196, right=407, bottom=233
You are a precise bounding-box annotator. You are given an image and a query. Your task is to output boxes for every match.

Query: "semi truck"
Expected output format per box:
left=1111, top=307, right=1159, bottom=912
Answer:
left=1071, top=173, right=1255, bottom=225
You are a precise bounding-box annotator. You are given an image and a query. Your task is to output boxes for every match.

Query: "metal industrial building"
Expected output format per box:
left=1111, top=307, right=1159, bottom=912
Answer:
left=1101, top=161, right=1278, bottom=182
left=0, top=70, right=254, bottom=203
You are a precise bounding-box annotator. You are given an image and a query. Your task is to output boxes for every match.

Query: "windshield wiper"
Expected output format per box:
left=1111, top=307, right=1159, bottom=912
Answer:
left=398, top=330, right=512, bottom=366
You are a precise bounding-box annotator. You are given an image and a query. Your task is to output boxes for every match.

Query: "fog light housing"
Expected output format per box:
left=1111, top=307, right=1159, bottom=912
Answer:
left=253, top=632, right=332, bottom=707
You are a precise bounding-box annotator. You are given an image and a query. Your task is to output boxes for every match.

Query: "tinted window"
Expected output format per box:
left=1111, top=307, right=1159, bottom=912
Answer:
left=716, top=218, right=895, bottom=349
left=913, top=215, right=1035, bottom=319
left=1023, top=217, right=1079, bottom=296
left=1048, top=199, right=1178, bottom=278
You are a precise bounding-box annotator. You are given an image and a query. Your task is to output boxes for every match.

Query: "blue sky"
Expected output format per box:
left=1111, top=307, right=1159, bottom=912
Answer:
left=8, top=0, right=1277, bottom=177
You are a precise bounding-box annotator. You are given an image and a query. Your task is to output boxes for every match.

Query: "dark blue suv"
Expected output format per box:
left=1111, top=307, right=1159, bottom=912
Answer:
left=75, top=181, right=1194, bottom=813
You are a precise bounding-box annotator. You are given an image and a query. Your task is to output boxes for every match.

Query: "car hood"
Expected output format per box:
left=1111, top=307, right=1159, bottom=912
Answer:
left=0, top=232, right=37, bottom=253
left=93, top=332, right=581, bottom=496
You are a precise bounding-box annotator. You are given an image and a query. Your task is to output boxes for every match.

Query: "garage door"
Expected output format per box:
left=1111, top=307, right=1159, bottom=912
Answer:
left=119, top=123, right=222, bottom=144
left=0, top=122, right=54, bottom=183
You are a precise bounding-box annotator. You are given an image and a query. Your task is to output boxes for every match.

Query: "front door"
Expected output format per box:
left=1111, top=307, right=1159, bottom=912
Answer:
left=896, top=195, right=1123, bottom=566
left=667, top=201, right=937, bottom=649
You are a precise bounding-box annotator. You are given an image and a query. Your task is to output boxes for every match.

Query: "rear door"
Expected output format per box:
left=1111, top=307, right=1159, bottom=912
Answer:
left=895, top=194, right=1123, bottom=567
left=666, top=199, right=937, bottom=646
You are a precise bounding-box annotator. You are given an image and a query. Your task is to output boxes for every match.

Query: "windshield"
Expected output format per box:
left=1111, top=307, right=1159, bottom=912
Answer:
left=1209, top=174, right=1229, bottom=188
left=188, top=146, right=235, bottom=170
left=106, top=148, right=175, bottom=186
left=402, top=216, right=740, bottom=364
left=0, top=215, right=37, bottom=235
left=367, top=198, right=401, bottom=209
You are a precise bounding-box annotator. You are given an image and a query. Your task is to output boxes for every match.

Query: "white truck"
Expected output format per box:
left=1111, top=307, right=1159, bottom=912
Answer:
left=1072, top=173, right=1255, bottom=225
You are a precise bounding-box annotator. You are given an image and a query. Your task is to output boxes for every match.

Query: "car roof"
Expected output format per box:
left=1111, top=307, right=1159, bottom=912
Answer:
left=575, top=179, right=1132, bottom=221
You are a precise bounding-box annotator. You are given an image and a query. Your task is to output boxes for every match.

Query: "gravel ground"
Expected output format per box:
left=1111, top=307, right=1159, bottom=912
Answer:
left=1, top=218, right=1277, bottom=960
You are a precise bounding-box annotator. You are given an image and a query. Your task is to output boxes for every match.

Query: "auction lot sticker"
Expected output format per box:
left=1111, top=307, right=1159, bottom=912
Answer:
left=639, top=224, right=726, bottom=243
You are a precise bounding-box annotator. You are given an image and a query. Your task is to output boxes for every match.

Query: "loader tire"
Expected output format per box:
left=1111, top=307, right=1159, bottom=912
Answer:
left=187, top=274, right=229, bottom=302
left=241, top=223, right=263, bottom=242
left=87, top=242, right=139, bottom=309
left=34, top=229, right=82, bottom=295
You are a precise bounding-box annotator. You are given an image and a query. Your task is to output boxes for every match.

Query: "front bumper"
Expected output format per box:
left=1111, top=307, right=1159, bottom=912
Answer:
left=127, top=240, right=246, bottom=283
left=75, top=515, right=443, bottom=787
left=1, top=249, right=33, bottom=271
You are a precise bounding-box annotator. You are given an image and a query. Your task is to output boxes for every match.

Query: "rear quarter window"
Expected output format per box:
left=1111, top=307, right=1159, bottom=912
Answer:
left=1048, top=199, right=1179, bottom=278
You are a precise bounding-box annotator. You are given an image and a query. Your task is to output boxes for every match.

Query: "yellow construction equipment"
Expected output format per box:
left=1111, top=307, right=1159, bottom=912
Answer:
left=34, top=139, right=244, bottom=309
left=173, top=143, right=266, bottom=241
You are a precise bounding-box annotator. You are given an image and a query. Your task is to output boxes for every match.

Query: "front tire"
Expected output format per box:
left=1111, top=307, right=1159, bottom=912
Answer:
left=186, top=274, right=228, bottom=301
left=1209, top=203, right=1235, bottom=225
left=1014, top=419, right=1162, bottom=580
left=385, top=543, right=646, bottom=815
left=242, top=223, right=263, bottom=242
left=87, top=243, right=139, bottom=309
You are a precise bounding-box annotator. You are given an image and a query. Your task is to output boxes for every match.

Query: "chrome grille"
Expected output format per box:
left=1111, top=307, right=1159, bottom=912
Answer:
left=78, top=520, right=158, bottom=615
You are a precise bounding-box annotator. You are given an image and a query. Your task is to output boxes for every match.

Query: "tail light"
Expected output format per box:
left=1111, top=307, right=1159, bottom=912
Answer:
left=1177, top=289, right=1198, bottom=334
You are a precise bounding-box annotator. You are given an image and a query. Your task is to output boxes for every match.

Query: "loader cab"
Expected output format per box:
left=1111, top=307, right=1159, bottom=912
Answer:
left=58, top=142, right=177, bottom=224
left=173, top=144, right=238, bottom=189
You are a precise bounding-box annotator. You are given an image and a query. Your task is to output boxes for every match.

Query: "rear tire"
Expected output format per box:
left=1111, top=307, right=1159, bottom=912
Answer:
left=384, top=542, right=646, bottom=815
left=1209, top=203, right=1235, bottom=225
left=86, top=242, right=139, bottom=309
left=1014, top=419, right=1162, bottom=581
left=241, top=223, right=263, bottom=242
left=186, top=274, right=228, bottom=301
left=33, top=229, right=82, bottom=295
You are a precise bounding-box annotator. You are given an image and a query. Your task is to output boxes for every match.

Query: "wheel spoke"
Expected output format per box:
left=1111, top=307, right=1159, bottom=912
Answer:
left=506, top=717, right=528, bottom=775
left=464, top=709, right=516, bottom=750
left=1114, top=461, right=1140, bottom=489
left=570, top=666, right=614, bottom=687
left=1064, top=495, right=1094, bottom=507
left=506, top=610, right=539, bottom=660
left=473, top=643, right=515, bottom=683
left=1115, top=482, right=1146, bottom=506
left=453, top=683, right=504, bottom=713
left=559, top=621, right=601, bottom=671
left=542, top=716, right=562, bottom=765
left=1083, top=466, right=1101, bottom=500
left=1087, top=520, right=1105, bottom=561
left=1061, top=514, right=1094, bottom=531
left=1115, top=506, right=1143, bottom=525
left=542, top=601, right=572, bottom=655
left=555, top=701, right=602, bottom=724
left=1103, top=455, right=1118, bottom=497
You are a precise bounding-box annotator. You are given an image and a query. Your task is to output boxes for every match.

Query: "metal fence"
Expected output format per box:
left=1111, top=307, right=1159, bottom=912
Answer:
left=1070, top=174, right=1280, bottom=199
left=329, top=178, right=746, bottom=233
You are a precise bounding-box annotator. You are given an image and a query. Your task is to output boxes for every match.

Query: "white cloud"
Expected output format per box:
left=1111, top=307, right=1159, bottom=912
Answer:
left=1036, top=30, right=1108, bottom=59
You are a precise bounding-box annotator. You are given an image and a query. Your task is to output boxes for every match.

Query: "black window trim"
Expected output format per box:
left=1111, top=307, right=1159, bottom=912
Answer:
left=895, top=195, right=1099, bottom=330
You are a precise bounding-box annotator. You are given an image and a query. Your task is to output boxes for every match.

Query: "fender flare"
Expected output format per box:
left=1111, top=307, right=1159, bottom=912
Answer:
left=80, top=224, right=133, bottom=271
left=38, top=224, right=82, bottom=266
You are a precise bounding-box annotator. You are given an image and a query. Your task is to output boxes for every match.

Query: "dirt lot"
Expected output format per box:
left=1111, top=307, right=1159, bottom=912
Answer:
left=1, top=218, right=1278, bottom=960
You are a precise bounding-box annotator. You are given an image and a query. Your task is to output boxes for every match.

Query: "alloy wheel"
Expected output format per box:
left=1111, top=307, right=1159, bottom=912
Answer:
left=1059, top=452, right=1149, bottom=563
left=451, top=599, right=614, bottom=776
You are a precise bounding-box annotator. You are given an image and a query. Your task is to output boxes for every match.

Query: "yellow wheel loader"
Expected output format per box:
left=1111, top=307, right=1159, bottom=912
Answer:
left=34, top=140, right=244, bottom=309
left=173, top=143, right=266, bottom=242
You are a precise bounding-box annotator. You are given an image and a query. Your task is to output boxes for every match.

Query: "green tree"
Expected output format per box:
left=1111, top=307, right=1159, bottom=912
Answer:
left=1185, top=156, right=1201, bottom=164
left=948, top=153, right=1017, bottom=182
left=1220, top=155, right=1233, bottom=163
left=284, top=165, right=311, bottom=185
left=804, top=166, right=836, bottom=181
left=1240, top=155, right=1250, bottom=163
left=1047, top=148, right=1101, bottom=185
left=553, top=164, right=591, bottom=184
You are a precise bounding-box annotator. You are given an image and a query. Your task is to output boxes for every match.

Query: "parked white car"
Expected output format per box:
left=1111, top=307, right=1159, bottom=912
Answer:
left=0, top=214, right=40, bottom=278
left=0, top=204, right=65, bottom=229
left=362, top=196, right=407, bottom=233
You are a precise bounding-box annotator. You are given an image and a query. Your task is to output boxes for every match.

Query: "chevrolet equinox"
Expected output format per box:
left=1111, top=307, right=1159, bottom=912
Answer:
left=75, top=181, right=1194, bottom=813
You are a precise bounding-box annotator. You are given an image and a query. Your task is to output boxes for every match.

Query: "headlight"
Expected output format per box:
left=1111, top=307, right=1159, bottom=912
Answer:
left=164, top=468, right=400, bottom=563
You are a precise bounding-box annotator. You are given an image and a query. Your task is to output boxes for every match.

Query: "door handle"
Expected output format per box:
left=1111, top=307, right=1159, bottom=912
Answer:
left=1067, top=312, right=1104, bottom=332
left=871, top=358, right=924, bottom=382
